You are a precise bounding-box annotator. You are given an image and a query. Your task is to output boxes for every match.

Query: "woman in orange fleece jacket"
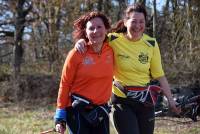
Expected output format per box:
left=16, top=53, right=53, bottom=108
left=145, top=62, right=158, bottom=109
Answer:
left=54, top=11, right=113, bottom=134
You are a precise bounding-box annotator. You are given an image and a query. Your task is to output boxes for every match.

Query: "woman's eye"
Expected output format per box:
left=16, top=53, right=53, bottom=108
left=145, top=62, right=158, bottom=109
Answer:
left=97, top=26, right=102, bottom=29
left=88, top=26, right=102, bottom=31
left=89, top=27, right=95, bottom=31
left=131, top=21, right=136, bottom=24
left=140, top=20, right=145, bottom=24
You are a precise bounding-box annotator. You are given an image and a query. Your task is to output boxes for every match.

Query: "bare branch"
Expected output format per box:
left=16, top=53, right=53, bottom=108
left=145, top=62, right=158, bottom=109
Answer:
left=0, top=30, right=14, bottom=37
left=0, top=20, right=14, bottom=26
left=0, top=52, right=13, bottom=58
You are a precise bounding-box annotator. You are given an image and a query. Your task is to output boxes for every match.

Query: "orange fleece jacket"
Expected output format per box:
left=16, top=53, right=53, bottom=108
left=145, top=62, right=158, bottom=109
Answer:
left=57, top=42, right=114, bottom=109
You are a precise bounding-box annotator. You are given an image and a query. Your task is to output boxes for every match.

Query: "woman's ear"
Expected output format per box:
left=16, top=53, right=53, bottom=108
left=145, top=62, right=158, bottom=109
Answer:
left=105, top=29, right=108, bottom=35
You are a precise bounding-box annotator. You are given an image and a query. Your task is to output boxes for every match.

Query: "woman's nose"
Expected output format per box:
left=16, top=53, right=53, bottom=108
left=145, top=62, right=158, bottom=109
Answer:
left=93, top=28, right=98, bottom=33
left=94, top=28, right=99, bottom=33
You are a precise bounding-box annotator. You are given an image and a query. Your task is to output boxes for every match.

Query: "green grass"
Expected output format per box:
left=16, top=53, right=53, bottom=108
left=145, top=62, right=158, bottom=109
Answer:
left=0, top=103, right=56, bottom=134
left=0, top=103, right=200, bottom=134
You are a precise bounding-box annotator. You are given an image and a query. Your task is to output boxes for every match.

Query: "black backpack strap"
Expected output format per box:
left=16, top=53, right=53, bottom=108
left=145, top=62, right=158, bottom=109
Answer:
left=113, top=80, right=128, bottom=95
left=71, top=94, right=91, bottom=105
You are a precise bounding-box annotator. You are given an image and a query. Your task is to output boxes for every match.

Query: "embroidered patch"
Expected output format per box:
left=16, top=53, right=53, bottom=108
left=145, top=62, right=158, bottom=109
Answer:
left=138, top=52, right=149, bottom=64
left=82, top=56, right=95, bottom=65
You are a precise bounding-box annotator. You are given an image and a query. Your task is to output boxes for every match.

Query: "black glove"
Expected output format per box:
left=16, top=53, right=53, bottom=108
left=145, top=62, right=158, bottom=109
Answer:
left=54, top=109, right=67, bottom=129
left=55, top=119, right=66, bottom=130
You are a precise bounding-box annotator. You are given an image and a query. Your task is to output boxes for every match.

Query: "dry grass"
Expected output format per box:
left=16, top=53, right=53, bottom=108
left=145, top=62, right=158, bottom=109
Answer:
left=155, top=117, right=200, bottom=134
left=0, top=102, right=200, bottom=134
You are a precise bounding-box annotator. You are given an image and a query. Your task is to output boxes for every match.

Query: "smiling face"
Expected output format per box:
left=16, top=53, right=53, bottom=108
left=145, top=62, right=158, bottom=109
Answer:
left=124, top=11, right=146, bottom=40
left=85, top=17, right=107, bottom=46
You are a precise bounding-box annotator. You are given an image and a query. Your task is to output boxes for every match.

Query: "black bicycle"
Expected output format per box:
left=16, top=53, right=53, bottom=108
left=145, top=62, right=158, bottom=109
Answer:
left=155, top=93, right=200, bottom=122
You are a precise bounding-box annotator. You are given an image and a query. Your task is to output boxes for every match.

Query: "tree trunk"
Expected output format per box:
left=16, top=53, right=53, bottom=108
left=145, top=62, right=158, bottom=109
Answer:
left=163, top=0, right=169, bottom=15
left=117, top=0, right=127, bottom=20
left=97, top=0, right=102, bottom=11
left=12, top=0, right=32, bottom=78
left=152, top=0, right=157, bottom=38
left=13, top=0, right=26, bottom=78
left=187, top=0, right=193, bottom=55
left=141, top=0, right=146, bottom=6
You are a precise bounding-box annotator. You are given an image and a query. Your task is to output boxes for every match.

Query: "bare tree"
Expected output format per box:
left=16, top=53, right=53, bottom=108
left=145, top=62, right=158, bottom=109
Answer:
left=152, top=0, right=157, bottom=38
left=139, top=0, right=146, bottom=5
left=12, top=0, right=32, bottom=78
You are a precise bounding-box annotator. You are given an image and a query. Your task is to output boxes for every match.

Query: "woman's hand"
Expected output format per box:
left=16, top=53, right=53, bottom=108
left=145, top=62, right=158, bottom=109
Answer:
left=156, top=76, right=181, bottom=114
left=75, top=39, right=87, bottom=53
left=168, top=98, right=181, bottom=114
left=55, top=123, right=66, bottom=134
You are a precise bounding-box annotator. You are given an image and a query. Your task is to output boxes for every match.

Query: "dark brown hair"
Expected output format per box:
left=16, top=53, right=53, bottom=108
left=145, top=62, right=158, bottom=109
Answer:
left=72, top=11, right=111, bottom=42
left=111, top=3, right=147, bottom=33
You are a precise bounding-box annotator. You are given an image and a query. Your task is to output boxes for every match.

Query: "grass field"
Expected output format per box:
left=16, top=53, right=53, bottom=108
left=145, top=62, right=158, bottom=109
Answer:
left=0, top=102, right=200, bottom=134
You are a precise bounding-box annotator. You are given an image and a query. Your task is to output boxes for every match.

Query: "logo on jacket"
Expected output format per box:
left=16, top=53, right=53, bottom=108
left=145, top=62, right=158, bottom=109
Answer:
left=83, top=56, right=95, bottom=65
left=138, top=52, right=148, bottom=64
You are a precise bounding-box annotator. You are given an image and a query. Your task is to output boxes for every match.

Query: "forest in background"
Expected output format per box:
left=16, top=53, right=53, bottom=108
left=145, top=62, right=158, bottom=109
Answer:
left=0, top=0, right=200, bottom=103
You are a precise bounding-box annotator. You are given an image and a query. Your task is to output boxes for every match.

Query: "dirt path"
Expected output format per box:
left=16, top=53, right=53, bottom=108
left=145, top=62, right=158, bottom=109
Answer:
left=155, top=117, right=200, bottom=134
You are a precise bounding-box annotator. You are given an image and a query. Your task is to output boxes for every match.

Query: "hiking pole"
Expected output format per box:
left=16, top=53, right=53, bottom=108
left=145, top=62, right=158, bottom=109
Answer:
left=40, top=128, right=56, bottom=134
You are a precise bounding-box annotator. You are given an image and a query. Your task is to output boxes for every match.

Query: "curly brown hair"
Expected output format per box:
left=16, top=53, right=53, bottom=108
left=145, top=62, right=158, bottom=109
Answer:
left=72, top=11, right=111, bottom=43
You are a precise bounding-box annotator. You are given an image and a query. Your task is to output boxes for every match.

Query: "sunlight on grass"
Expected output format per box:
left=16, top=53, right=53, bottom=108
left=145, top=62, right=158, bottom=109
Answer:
left=0, top=104, right=55, bottom=134
left=0, top=103, right=200, bottom=134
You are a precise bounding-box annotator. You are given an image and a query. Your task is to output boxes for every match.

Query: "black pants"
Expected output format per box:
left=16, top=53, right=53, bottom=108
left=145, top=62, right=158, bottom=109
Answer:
left=66, top=107, right=110, bottom=134
left=111, top=94, right=155, bottom=134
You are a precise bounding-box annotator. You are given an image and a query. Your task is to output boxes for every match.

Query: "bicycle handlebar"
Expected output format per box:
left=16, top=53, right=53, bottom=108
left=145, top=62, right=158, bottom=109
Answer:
left=155, top=94, right=200, bottom=122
